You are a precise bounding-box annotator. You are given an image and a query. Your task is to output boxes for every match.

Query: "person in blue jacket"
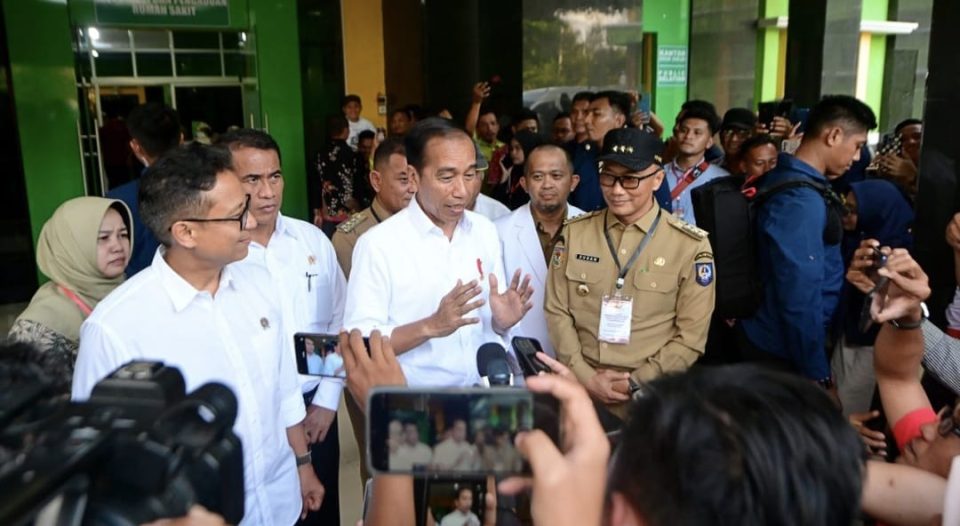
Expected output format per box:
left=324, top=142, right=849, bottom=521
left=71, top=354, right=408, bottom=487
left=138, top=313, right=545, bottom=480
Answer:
left=106, top=103, right=183, bottom=277
left=740, top=95, right=876, bottom=398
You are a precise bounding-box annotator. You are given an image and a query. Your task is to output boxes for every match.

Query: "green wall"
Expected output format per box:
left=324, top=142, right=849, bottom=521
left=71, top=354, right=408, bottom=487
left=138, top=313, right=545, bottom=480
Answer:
left=755, top=0, right=789, bottom=106
left=3, top=0, right=85, bottom=247
left=248, top=0, right=308, bottom=221
left=644, top=0, right=690, bottom=132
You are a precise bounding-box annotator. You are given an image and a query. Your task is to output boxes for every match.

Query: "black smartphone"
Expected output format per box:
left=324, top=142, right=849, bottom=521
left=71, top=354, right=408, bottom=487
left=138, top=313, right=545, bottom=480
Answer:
left=511, top=337, right=551, bottom=377
left=294, top=333, right=343, bottom=378
left=858, top=247, right=890, bottom=333
left=367, top=387, right=560, bottom=476
left=758, top=99, right=793, bottom=128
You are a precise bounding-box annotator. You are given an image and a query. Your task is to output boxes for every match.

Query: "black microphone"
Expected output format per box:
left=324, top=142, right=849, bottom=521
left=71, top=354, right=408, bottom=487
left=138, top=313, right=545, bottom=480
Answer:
left=476, top=343, right=514, bottom=387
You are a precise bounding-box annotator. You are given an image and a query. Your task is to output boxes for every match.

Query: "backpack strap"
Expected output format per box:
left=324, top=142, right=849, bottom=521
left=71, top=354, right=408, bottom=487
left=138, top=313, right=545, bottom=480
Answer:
left=751, top=179, right=839, bottom=208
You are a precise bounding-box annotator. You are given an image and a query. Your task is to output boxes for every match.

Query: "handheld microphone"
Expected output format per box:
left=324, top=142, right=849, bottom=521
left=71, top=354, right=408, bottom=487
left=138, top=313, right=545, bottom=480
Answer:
left=476, top=343, right=514, bottom=387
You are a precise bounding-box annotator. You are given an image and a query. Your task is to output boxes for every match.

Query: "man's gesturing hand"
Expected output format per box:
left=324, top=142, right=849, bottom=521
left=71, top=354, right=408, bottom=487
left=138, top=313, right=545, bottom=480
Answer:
left=489, top=270, right=534, bottom=334
left=869, top=249, right=930, bottom=324
left=426, top=279, right=484, bottom=338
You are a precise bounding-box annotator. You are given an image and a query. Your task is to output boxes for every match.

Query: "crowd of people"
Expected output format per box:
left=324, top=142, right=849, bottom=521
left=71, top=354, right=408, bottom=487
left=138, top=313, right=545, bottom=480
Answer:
left=3, top=77, right=959, bottom=526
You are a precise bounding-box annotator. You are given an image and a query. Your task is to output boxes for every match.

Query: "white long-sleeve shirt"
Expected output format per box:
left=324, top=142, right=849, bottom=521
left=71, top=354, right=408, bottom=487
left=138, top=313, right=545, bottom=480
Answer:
left=238, top=214, right=348, bottom=410
left=72, top=250, right=304, bottom=526
left=343, top=198, right=508, bottom=387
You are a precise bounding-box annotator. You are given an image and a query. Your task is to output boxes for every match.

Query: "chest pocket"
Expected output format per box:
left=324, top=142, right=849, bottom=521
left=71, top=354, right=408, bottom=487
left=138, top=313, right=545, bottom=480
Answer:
left=632, top=270, right=680, bottom=315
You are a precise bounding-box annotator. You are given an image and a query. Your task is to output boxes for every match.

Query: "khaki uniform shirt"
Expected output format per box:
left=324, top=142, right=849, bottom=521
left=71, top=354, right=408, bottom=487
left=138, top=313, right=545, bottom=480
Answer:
left=545, top=201, right=716, bottom=399
left=331, top=199, right=391, bottom=278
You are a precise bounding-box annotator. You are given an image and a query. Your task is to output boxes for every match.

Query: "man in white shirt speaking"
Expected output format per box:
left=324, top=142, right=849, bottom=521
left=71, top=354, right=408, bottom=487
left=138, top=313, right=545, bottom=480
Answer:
left=72, top=143, right=324, bottom=525
left=218, top=129, right=347, bottom=526
left=344, top=118, right=533, bottom=387
left=494, top=144, right=583, bottom=357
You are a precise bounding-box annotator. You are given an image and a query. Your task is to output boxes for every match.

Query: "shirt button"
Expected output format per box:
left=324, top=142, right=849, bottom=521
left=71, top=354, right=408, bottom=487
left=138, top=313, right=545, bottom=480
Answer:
left=580, top=273, right=586, bottom=279
left=620, top=249, right=626, bottom=255
left=650, top=282, right=658, bottom=288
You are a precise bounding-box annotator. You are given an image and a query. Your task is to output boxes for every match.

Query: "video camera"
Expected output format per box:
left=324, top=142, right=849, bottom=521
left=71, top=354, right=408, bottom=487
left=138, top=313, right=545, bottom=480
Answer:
left=0, top=360, right=244, bottom=526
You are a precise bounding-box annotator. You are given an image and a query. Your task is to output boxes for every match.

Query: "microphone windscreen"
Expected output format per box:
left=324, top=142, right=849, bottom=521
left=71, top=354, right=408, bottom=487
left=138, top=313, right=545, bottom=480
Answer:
left=476, top=342, right=508, bottom=377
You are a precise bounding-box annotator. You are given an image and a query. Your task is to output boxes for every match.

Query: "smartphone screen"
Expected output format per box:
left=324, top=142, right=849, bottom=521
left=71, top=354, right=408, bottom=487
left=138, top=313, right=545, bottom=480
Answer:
left=294, top=332, right=344, bottom=378
left=367, top=387, right=560, bottom=476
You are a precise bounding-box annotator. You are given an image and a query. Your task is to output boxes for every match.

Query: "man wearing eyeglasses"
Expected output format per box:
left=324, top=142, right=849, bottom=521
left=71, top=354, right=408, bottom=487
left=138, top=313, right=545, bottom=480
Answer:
left=545, top=128, right=715, bottom=419
left=72, top=143, right=325, bottom=524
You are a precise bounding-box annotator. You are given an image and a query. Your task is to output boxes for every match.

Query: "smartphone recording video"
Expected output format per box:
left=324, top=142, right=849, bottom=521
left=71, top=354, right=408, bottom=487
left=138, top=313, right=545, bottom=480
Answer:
left=367, top=387, right=560, bottom=476
left=294, top=332, right=344, bottom=378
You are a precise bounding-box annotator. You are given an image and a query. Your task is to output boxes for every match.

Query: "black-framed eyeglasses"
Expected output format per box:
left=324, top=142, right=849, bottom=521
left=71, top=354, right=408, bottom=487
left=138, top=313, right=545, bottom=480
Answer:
left=937, top=403, right=960, bottom=439
left=177, top=194, right=251, bottom=231
left=599, top=169, right=662, bottom=190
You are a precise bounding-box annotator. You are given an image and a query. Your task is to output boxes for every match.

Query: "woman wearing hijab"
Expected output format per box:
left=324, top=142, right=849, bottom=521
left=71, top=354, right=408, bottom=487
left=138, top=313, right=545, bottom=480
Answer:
left=493, top=130, right=545, bottom=210
left=8, top=197, right=132, bottom=394
left=833, top=179, right=913, bottom=415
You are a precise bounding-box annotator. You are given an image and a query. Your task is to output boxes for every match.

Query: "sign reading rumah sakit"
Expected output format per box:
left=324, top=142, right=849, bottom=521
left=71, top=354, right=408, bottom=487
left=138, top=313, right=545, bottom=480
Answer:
left=94, top=0, right=230, bottom=26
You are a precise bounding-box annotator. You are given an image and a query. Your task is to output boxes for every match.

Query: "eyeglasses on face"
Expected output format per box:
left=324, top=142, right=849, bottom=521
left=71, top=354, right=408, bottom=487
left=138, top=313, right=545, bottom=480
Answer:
left=176, top=194, right=251, bottom=231
left=598, top=169, right=661, bottom=190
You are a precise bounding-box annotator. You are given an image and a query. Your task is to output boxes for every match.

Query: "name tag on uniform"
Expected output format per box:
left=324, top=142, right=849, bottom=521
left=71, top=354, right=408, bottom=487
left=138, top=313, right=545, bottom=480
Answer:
left=598, top=293, right=633, bottom=344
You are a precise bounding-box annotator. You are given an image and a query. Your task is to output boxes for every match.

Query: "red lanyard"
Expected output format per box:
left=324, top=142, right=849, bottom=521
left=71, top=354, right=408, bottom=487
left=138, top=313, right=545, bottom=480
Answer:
left=58, top=285, right=93, bottom=317
left=669, top=160, right=710, bottom=200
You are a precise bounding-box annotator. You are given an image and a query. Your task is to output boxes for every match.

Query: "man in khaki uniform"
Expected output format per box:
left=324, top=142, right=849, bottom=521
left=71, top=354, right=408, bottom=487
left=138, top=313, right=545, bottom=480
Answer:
left=332, top=138, right=416, bottom=278
left=545, top=128, right=716, bottom=417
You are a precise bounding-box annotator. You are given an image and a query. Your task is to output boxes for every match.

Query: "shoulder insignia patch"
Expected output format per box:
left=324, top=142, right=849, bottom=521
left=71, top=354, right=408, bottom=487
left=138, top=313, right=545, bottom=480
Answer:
left=337, top=211, right=369, bottom=234
left=667, top=216, right=708, bottom=240
left=563, top=210, right=602, bottom=226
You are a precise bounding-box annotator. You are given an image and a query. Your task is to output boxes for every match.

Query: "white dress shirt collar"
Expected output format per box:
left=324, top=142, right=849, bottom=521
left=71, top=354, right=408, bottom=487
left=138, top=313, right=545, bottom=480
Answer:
left=408, top=196, right=474, bottom=237
left=152, top=247, right=237, bottom=313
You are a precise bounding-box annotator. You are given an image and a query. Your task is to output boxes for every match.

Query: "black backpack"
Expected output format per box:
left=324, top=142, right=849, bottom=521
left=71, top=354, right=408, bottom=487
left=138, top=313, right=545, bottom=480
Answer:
left=691, top=176, right=843, bottom=319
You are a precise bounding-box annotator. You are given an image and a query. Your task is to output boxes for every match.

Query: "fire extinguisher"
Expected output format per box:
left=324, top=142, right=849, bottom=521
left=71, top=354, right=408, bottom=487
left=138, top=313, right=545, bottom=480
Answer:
left=377, top=92, right=387, bottom=115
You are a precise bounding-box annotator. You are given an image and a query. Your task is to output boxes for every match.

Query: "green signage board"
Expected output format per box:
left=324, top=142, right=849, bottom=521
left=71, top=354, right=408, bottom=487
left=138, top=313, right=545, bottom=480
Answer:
left=656, top=45, right=688, bottom=87
left=94, top=0, right=231, bottom=27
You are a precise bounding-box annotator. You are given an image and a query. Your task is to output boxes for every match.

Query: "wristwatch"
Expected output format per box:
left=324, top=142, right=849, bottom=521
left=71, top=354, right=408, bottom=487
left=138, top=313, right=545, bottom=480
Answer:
left=296, top=451, right=312, bottom=467
left=889, top=302, right=929, bottom=330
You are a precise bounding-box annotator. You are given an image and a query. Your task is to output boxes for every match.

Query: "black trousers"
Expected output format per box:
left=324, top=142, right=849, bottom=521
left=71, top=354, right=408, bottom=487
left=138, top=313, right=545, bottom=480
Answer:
left=298, top=396, right=340, bottom=526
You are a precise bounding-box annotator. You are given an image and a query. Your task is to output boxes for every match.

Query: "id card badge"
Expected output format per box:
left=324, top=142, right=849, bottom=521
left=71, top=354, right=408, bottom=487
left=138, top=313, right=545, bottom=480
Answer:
left=598, top=292, right=633, bottom=344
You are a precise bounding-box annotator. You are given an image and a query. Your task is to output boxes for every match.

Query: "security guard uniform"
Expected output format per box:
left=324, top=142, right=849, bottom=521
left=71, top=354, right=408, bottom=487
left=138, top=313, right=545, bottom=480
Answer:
left=545, top=128, right=716, bottom=417
left=331, top=198, right=391, bottom=279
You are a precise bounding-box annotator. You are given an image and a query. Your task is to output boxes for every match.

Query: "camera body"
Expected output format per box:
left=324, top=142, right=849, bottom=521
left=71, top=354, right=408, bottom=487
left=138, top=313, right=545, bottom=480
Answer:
left=0, top=361, right=244, bottom=526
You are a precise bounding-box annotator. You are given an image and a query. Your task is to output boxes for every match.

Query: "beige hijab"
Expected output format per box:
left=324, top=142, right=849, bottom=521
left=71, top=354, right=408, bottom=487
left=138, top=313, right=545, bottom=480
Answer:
left=15, top=197, right=133, bottom=342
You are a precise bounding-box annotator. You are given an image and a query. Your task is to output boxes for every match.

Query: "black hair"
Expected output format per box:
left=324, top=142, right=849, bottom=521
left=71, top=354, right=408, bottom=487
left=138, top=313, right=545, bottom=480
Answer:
left=478, top=105, right=497, bottom=120
left=525, top=143, right=574, bottom=175
left=373, top=137, right=406, bottom=170
left=609, top=365, right=864, bottom=526
left=572, top=91, right=594, bottom=105
left=739, top=134, right=779, bottom=156
left=390, top=107, right=412, bottom=119
left=139, top=142, right=234, bottom=246
left=216, top=128, right=282, bottom=165
left=126, top=102, right=181, bottom=159
left=553, top=111, right=572, bottom=123
left=358, top=129, right=376, bottom=142
left=678, top=105, right=721, bottom=135
left=456, top=486, right=473, bottom=499
left=513, top=109, right=540, bottom=127
left=326, top=114, right=349, bottom=138
left=591, top=90, right=632, bottom=117
left=403, top=117, right=471, bottom=171
left=681, top=99, right=718, bottom=116
left=804, top=95, right=877, bottom=139
left=894, top=118, right=922, bottom=136
left=342, top=94, right=362, bottom=107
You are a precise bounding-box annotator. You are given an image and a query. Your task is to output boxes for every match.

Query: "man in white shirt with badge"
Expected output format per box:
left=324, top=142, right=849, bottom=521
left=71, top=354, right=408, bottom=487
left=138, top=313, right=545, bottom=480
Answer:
left=495, top=144, right=582, bottom=357
left=72, top=143, right=324, bottom=525
left=218, top=129, right=347, bottom=525
left=344, top=118, right=534, bottom=387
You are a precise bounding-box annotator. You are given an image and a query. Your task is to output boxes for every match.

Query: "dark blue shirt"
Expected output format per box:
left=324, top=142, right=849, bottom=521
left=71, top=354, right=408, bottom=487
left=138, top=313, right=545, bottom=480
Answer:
left=107, top=179, right=158, bottom=277
left=570, top=141, right=672, bottom=212
left=740, top=153, right=844, bottom=380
